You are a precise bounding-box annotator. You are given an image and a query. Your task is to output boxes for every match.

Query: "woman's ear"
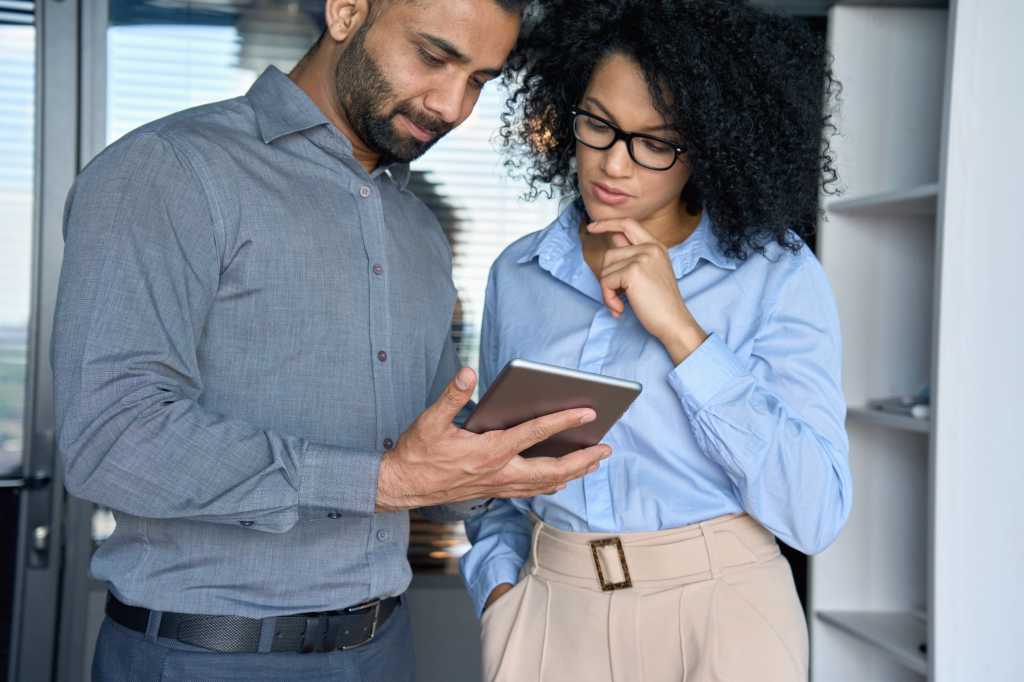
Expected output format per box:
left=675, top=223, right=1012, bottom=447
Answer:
left=324, top=0, right=370, bottom=44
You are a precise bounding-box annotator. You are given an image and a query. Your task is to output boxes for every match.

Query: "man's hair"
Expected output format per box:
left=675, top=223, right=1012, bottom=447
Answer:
left=303, top=0, right=529, bottom=59
left=375, top=0, right=530, bottom=24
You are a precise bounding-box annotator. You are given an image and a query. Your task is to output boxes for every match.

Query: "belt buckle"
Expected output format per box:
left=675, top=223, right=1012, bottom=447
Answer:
left=589, top=537, right=632, bottom=591
left=339, top=599, right=381, bottom=651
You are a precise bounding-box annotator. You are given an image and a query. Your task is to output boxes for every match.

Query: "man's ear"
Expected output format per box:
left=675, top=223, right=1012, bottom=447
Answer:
left=324, top=0, right=370, bottom=44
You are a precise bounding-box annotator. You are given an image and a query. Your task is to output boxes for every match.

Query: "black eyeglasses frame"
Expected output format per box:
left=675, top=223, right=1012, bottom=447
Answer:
left=570, top=107, right=687, bottom=171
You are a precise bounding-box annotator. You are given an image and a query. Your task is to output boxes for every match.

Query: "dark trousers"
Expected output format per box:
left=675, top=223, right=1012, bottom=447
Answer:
left=92, top=601, right=415, bottom=681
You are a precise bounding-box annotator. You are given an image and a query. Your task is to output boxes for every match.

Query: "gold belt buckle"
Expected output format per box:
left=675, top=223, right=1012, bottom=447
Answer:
left=589, top=537, right=632, bottom=591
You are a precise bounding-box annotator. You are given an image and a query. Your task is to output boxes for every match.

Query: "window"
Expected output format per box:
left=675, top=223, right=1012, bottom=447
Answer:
left=0, top=1, right=37, bottom=478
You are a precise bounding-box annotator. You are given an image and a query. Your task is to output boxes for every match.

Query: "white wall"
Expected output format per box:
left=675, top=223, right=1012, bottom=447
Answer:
left=931, top=1, right=1024, bottom=680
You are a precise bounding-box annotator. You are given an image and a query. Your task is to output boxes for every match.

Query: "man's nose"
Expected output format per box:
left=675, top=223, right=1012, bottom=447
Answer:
left=423, top=78, right=468, bottom=125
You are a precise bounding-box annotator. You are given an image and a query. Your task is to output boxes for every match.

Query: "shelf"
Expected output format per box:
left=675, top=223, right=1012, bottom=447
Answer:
left=818, top=610, right=928, bottom=675
left=847, top=406, right=931, bottom=434
left=827, top=183, right=938, bottom=216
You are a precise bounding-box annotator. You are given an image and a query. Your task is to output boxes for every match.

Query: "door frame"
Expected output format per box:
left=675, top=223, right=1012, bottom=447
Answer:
left=7, top=1, right=80, bottom=680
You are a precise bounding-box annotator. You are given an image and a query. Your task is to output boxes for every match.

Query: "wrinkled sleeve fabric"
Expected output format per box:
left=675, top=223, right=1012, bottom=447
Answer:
left=52, top=132, right=380, bottom=534
left=668, top=254, right=852, bottom=554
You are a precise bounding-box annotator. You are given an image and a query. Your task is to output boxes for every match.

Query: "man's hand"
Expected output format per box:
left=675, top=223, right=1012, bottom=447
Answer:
left=375, top=367, right=611, bottom=511
left=484, top=583, right=515, bottom=612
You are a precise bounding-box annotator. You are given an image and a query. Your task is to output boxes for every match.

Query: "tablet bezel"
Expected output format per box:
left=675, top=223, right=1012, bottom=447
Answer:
left=463, top=358, right=642, bottom=458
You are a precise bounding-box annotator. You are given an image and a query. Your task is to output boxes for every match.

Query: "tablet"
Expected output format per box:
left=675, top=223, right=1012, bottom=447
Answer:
left=463, top=359, right=642, bottom=458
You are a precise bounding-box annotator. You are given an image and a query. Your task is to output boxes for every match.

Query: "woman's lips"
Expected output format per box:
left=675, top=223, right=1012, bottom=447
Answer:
left=591, top=181, right=632, bottom=206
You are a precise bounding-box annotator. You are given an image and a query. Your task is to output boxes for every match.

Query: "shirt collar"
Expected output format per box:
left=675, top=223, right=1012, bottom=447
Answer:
left=385, top=163, right=412, bottom=190
left=668, top=209, right=738, bottom=276
left=516, top=200, right=583, bottom=269
left=517, top=199, right=737, bottom=278
left=246, top=66, right=412, bottom=190
left=248, top=66, right=332, bottom=144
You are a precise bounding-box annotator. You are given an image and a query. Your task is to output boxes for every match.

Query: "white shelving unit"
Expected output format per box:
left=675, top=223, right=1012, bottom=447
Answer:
left=813, top=3, right=1024, bottom=681
left=827, top=183, right=938, bottom=217
left=846, top=407, right=930, bottom=435
left=812, top=4, right=946, bottom=681
left=817, top=611, right=928, bottom=675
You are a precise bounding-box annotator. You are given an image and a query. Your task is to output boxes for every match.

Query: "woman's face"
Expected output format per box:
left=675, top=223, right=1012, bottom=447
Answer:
left=575, top=52, right=691, bottom=224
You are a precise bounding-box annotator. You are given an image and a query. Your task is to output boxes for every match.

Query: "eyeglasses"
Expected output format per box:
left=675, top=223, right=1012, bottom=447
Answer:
left=571, top=107, right=686, bottom=171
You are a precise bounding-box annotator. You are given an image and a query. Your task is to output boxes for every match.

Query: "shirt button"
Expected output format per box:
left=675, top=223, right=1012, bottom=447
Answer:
left=327, top=512, right=342, bottom=519
left=359, top=185, right=371, bottom=198
left=372, top=264, right=384, bottom=276
left=239, top=520, right=254, bottom=527
left=383, top=438, right=394, bottom=450
left=377, top=350, right=388, bottom=363
left=376, top=529, right=391, bottom=542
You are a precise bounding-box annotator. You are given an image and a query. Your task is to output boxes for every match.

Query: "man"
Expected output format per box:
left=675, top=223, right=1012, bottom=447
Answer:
left=52, top=1, right=611, bottom=679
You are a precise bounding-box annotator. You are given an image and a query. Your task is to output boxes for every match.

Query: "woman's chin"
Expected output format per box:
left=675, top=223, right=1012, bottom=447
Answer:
left=580, top=196, right=637, bottom=223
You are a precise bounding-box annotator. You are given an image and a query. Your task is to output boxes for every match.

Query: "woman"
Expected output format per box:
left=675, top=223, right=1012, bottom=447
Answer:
left=461, top=1, right=850, bottom=681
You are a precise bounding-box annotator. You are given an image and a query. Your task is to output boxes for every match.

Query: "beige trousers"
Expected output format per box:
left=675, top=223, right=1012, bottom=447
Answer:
left=480, top=514, right=808, bottom=682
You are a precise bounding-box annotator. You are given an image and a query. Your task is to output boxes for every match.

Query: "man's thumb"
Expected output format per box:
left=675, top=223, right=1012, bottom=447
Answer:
left=454, top=367, right=475, bottom=392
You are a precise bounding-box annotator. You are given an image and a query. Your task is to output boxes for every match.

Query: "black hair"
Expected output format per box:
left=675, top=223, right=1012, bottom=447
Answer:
left=502, top=0, right=840, bottom=260
left=305, top=0, right=530, bottom=59
left=492, top=0, right=530, bottom=12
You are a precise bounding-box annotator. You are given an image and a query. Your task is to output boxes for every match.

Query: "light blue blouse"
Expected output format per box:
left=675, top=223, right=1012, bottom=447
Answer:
left=460, top=201, right=852, bottom=616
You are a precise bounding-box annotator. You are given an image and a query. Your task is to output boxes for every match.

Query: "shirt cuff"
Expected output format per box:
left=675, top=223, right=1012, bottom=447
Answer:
left=299, top=442, right=381, bottom=518
left=668, top=333, right=749, bottom=415
left=445, top=498, right=493, bottom=519
left=465, top=557, right=524, bottom=619
left=417, top=499, right=493, bottom=522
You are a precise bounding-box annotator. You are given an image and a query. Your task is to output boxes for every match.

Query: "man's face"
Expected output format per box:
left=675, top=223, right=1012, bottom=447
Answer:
left=334, top=0, right=520, bottom=164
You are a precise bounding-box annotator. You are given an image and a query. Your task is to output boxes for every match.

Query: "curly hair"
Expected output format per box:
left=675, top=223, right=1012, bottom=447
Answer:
left=501, top=0, right=840, bottom=260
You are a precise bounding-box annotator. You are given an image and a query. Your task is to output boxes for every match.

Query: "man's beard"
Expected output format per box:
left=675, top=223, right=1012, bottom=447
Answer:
left=333, top=25, right=452, bottom=164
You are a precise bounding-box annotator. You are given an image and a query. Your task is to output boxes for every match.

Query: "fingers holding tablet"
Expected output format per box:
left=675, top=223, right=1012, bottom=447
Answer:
left=489, top=445, right=612, bottom=500
left=465, top=359, right=642, bottom=459
left=375, top=360, right=638, bottom=510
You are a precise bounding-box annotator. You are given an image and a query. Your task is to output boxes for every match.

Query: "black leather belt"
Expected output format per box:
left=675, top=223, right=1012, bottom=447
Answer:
left=106, top=593, right=400, bottom=653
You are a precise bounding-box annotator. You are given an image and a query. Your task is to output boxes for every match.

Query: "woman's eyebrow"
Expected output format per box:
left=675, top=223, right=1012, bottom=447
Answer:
left=583, top=96, right=618, bottom=123
left=583, top=96, right=675, bottom=134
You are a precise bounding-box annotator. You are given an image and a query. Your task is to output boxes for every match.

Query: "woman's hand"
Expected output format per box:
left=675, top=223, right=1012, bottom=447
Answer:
left=484, top=583, right=515, bottom=612
left=587, top=218, right=708, bottom=364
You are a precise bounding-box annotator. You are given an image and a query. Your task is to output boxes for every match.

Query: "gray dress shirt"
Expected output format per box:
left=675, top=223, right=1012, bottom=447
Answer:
left=53, top=66, right=473, bottom=617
